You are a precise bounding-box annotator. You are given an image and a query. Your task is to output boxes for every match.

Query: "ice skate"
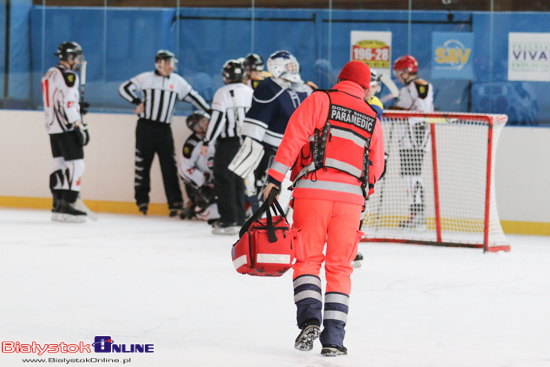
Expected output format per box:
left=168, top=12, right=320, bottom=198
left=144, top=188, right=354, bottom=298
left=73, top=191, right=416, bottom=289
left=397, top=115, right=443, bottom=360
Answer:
left=211, top=221, right=240, bottom=235
left=57, top=201, right=87, bottom=223
left=352, top=252, right=363, bottom=268
left=294, top=319, right=320, bottom=352
left=321, top=344, right=347, bottom=357
left=51, top=202, right=62, bottom=221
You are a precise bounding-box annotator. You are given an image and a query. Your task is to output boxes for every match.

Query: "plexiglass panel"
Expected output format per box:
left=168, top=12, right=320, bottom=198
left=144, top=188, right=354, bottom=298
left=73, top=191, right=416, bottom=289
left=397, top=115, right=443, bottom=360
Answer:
left=0, top=0, right=549, bottom=125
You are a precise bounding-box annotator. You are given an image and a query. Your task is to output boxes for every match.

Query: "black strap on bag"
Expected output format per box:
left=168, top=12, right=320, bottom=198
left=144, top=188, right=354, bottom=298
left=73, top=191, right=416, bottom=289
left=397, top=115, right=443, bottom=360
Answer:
left=239, top=188, right=287, bottom=242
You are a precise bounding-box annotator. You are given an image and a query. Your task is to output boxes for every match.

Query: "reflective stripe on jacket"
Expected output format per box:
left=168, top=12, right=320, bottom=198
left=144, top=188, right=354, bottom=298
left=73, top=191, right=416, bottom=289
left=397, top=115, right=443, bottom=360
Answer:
left=268, top=81, right=385, bottom=206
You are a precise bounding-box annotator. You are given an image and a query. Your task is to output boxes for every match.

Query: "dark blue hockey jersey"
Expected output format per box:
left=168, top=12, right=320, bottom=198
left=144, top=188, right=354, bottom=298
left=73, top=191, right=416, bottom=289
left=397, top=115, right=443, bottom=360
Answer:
left=241, top=78, right=310, bottom=149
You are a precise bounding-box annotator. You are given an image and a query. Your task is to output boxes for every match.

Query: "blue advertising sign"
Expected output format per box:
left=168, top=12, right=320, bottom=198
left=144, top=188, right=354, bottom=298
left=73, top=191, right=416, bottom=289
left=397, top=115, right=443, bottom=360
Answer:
left=432, top=32, right=474, bottom=80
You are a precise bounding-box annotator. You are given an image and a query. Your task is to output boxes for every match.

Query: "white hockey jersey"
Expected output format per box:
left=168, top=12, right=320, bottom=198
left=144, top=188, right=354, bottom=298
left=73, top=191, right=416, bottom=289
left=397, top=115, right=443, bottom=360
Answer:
left=119, top=71, right=210, bottom=124
left=41, top=65, right=81, bottom=134
left=178, top=133, right=215, bottom=188
left=204, top=82, right=253, bottom=145
left=396, top=77, right=434, bottom=113
left=396, top=77, right=434, bottom=150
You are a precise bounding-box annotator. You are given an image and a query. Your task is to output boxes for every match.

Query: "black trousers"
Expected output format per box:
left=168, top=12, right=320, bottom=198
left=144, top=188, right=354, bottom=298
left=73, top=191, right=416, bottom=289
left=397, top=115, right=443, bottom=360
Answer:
left=213, top=138, right=246, bottom=224
left=135, top=119, right=183, bottom=209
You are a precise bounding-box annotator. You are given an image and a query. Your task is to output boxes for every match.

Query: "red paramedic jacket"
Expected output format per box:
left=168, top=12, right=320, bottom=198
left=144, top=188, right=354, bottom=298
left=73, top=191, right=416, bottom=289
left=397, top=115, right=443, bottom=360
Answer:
left=267, top=81, right=385, bottom=206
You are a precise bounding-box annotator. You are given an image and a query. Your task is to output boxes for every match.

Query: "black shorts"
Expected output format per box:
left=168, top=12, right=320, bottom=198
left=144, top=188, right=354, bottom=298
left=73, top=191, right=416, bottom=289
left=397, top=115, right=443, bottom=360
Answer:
left=50, top=132, right=84, bottom=161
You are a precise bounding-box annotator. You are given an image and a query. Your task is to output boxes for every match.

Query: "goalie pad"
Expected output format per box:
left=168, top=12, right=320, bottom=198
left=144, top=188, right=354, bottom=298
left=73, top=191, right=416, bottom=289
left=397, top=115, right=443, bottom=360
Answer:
left=228, top=136, right=265, bottom=178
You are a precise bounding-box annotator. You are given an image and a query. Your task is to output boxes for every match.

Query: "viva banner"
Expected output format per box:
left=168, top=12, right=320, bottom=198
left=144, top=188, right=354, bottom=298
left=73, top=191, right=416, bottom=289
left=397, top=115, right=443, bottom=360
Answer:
left=350, top=31, right=392, bottom=77
left=432, top=32, right=473, bottom=79
left=508, top=32, right=550, bottom=82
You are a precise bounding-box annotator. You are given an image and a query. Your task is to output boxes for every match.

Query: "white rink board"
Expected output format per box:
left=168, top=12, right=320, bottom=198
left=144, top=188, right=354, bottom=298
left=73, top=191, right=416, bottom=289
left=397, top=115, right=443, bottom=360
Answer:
left=0, top=110, right=549, bottom=224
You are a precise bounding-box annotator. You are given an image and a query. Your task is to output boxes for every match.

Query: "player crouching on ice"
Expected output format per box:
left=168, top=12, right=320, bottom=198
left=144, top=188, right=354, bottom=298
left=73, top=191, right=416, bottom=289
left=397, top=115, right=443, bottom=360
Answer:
left=42, top=42, right=90, bottom=223
left=178, top=111, right=219, bottom=222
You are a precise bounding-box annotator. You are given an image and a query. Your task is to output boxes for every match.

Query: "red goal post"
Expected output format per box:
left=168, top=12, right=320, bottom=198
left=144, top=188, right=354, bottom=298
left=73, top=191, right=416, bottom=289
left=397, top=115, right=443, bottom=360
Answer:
left=361, top=111, right=510, bottom=253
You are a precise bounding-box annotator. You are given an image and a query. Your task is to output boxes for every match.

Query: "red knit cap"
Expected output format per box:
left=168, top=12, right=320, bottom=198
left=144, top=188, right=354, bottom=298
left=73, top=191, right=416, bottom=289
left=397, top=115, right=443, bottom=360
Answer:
left=338, top=61, right=371, bottom=89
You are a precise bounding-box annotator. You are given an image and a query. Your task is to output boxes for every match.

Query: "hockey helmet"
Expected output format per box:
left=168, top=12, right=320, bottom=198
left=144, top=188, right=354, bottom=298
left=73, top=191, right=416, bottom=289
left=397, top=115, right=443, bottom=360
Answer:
left=243, top=53, right=265, bottom=72
left=266, top=50, right=302, bottom=83
left=186, top=110, right=210, bottom=133
left=156, top=49, right=178, bottom=62
left=393, top=55, right=418, bottom=75
left=370, top=69, right=382, bottom=94
left=55, top=41, right=83, bottom=61
left=221, top=59, right=244, bottom=83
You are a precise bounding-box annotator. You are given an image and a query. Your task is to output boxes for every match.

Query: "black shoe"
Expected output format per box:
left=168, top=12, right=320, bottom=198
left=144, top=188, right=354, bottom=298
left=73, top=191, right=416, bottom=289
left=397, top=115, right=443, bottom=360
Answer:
left=58, top=200, right=87, bottom=223
left=138, top=204, right=148, bottom=216
left=294, top=319, right=320, bottom=352
left=321, top=344, right=347, bottom=356
left=354, top=253, right=363, bottom=261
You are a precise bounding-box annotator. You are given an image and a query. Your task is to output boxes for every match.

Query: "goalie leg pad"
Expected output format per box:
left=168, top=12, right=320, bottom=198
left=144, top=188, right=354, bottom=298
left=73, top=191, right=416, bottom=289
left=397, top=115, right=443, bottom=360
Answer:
left=228, top=136, right=265, bottom=178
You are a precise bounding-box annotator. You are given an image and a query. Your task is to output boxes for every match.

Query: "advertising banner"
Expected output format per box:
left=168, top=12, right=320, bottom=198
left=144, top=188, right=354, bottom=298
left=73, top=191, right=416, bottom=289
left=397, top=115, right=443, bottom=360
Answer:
left=432, top=32, right=473, bottom=80
left=508, top=32, right=550, bottom=82
left=350, top=31, right=392, bottom=77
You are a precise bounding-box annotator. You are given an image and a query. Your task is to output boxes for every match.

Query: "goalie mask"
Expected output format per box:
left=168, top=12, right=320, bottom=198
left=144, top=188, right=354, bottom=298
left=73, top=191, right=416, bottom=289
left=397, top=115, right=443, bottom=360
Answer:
left=266, top=50, right=302, bottom=83
left=55, top=42, right=85, bottom=70
left=222, top=59, right=244, bottom=83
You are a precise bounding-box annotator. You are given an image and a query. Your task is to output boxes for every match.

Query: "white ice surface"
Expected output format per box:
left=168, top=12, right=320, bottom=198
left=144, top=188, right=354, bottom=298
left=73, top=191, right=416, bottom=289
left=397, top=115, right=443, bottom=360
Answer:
left=0, top=208, right=549, bottom=367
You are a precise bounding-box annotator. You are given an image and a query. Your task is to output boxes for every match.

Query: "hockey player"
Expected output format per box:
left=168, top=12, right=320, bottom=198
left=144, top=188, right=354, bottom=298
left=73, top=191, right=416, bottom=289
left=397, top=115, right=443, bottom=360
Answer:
left=119, top=50, right=210, bottom=217
left=42, top=41, right=89, bottom=223
left=366, top=70, right=384, bottom=120
left=178, top=111, right=219, bottom=221
left=392, top=55, right=434, bottom=230
left=229, top=50, right=311, bottom=210
left=200, top=59, right=253, bottom=234
left=263, top=61, right=385, bottom=356
left=242, top=53, right=270, bottom=89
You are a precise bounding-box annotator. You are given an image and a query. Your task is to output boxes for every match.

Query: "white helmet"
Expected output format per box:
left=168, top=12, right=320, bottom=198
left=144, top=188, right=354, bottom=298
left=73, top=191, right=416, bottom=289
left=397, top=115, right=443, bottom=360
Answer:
left=267, top=50, right=302, bottom=83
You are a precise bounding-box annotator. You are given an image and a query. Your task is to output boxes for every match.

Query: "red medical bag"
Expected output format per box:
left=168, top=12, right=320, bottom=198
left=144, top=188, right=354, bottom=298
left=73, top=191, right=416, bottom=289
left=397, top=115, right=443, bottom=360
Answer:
left=231, top=189, right=295, bottom=277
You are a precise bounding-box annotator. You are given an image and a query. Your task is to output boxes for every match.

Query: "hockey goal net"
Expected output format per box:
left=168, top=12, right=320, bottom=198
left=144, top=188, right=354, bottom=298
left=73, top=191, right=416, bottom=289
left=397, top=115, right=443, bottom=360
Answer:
left=361, top=111, right=510, bottom=252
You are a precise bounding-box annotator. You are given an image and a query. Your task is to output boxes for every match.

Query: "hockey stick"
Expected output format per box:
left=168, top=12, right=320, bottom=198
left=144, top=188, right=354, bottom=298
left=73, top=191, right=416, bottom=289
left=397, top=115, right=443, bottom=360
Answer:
left=75, top=197, right=98, bottom=221
left=380, top=73, right=400, bottom=98
left=76, top=61, right=98, bottom=221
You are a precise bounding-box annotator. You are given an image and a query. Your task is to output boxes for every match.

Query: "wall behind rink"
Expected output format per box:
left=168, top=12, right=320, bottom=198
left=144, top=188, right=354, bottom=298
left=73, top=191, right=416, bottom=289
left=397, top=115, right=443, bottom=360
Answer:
left=0, top=110, right=549, bottom=235
left=0, top=110, right=193, bottom=215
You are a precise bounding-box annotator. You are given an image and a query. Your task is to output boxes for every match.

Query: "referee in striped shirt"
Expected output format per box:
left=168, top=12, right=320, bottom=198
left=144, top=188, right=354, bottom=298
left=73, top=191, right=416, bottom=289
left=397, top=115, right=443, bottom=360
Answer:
left=119, top=50, right=210, bottom=216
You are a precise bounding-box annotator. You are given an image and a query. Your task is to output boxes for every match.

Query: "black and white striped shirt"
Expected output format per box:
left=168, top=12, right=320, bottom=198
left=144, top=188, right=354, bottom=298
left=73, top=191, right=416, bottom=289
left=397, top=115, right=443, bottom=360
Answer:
left=203, top=82, right=253, bottom=145
left=119, top=70, right=210, bottom=124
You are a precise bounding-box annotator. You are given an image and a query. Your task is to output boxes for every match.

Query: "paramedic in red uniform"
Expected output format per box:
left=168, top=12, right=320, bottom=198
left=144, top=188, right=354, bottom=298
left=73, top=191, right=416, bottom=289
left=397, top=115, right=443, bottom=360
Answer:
left=263, top=61, right=385, bottom=356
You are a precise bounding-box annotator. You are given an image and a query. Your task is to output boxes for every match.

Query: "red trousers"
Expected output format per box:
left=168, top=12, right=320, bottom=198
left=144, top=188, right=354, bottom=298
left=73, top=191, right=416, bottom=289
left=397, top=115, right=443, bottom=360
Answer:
left=292, top=198, right=364, bottom=295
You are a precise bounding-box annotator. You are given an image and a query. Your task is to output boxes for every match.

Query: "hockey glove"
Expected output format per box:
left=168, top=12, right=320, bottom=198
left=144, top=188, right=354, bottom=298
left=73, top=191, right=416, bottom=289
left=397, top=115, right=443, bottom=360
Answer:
left=80, top=101, right=90, bottom=115
left=74, top=121, right=90, bottom=146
